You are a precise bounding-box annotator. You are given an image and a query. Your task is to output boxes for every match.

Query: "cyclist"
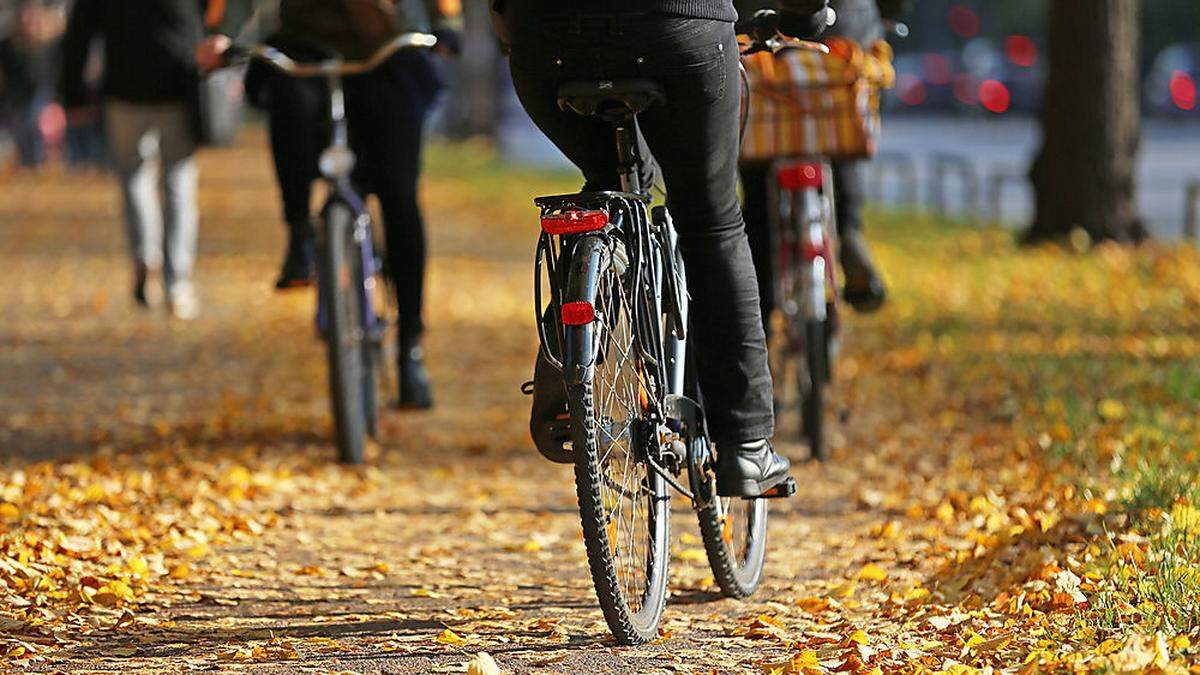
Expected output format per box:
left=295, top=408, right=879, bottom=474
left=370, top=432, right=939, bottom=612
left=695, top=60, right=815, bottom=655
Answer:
left=739, top=0, right=909, bottom=322
left=495, top=0, right=832, bottom=497
left=197, top=0, right=460, bottom=409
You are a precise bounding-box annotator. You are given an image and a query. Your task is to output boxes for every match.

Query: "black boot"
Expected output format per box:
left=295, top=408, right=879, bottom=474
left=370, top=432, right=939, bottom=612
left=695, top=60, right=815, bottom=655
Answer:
left=839, top=230, right=887, bottom=313
left=275, top=220, right=316, bottom=290
left=715, top=439, right=793, bottom=497
left=526, top=349, right=573, bottom=464
left=395, top=338, right=434, bottom=409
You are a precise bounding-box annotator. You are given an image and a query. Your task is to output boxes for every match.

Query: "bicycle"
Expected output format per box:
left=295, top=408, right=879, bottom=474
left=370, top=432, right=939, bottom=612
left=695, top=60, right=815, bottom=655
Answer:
left=529, top=52, right=808, bottom=643
left=740, top=12, right=842, bottom=462
left=227, top=33, right=436, bottom=464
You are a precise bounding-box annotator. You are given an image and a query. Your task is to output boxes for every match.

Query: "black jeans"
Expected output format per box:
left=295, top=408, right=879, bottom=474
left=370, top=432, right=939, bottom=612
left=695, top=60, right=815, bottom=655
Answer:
left=741, top=159, right=865, bottom=335
left=506, top=12, right=774, bottom=445
left=262, top=50, right=441, bottom=343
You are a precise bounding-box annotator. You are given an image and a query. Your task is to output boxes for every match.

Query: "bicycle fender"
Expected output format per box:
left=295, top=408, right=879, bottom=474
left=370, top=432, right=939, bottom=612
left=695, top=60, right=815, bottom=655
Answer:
left=562, top=235, right=609, bottom=386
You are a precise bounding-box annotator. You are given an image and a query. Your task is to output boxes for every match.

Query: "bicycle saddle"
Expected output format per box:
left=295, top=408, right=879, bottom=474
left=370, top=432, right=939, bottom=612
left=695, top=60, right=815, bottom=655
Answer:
left=557, top=79, right=667, bottom=120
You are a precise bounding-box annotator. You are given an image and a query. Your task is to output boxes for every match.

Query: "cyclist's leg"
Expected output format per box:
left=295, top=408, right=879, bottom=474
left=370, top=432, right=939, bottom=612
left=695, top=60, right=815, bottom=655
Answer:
left=265, top=72, right=324, bottom=287
left=832, top=160, right=887, bottom=312
left=345, top=52, right=442, bottom=408
left=633, top=22, right=774, bottom=448
left=740, top=162, right=776, bottom=339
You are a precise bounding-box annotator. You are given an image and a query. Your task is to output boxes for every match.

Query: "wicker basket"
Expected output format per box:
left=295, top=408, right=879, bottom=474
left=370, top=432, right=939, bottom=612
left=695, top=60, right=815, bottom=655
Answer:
left=741, top=38, right=895, bottom=163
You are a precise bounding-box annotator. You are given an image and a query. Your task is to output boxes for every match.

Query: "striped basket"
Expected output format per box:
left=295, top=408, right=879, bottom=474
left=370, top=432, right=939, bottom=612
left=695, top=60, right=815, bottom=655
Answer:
left=740, top=38, right=896, bottom=162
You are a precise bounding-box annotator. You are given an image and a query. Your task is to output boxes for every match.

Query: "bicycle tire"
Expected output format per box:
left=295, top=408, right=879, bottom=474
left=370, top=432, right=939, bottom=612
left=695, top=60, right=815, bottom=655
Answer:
left=697, top=483, right=769, bottom=598
left=320, top=201, right=369, bottom=465
left=567, top=242, right=670, bottom=645
left=801, top=318, right=828, bottom=462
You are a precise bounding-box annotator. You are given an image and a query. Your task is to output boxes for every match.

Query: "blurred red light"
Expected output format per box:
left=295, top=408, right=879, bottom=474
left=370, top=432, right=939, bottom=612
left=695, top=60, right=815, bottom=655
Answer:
left=1004, top=35, right=1038, bottom=67
left=897, top=75, right=927, bottom=106
left=948, top=5, right=979, bottom=39
left=922, top=53, right=952, bottom=85
left=1170, top=71, right=1196, bottom=111
left=979, top=80, right=1011, bottom=114
left=777, top=163, right=824, bottom=190
left=540, top=210, right=609, bottom=235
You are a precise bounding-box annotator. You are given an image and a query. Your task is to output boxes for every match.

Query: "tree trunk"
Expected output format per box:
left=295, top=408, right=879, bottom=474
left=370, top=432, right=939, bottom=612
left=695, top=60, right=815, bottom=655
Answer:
left=1026, top=0, right=1144, bottom=244
left=441, top=0, right=501, bottom=139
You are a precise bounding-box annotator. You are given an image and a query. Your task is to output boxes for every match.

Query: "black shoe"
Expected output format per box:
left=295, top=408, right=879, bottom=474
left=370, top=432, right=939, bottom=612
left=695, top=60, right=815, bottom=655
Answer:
left=715, top=439, right=793, bottom=497
left=526, top=349, right=573, bottom=464
left=839, top=231, right=887, bottom=313
left=275, top=230, right=316, bottom=290
left=395, top=342, right=434, bottom=409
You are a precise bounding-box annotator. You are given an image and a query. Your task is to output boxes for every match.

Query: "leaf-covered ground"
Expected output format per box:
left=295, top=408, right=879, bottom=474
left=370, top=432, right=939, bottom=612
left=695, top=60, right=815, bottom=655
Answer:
left=2, top=133, right=1199, bottom=673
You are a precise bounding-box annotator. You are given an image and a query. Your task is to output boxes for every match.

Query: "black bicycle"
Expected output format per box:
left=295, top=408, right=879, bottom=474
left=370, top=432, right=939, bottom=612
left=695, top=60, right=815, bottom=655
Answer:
left=229, top=33, right=435, bottom=463
left=531, top=80, right=797, bottom=644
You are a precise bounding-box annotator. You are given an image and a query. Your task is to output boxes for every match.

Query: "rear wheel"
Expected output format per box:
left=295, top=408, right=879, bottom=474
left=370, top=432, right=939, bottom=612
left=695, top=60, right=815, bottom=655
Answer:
left=568, top=245, right=670, bottom=645
left=320, top=202, right=368, bottom=465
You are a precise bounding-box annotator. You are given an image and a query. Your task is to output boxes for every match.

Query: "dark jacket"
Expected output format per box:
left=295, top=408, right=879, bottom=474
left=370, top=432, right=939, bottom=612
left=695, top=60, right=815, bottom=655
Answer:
left=736, top=0, right=908, bottom=45
left=59, top=0, right=204, bottom=108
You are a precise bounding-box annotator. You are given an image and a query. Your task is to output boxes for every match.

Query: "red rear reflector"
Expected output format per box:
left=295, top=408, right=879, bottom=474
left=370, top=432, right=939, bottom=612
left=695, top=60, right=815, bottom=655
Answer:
left=777, top=164, right=824, bottom=190
left=561, top=301, right=596, bottom=326
left=541, top=210, right=609, bottom=235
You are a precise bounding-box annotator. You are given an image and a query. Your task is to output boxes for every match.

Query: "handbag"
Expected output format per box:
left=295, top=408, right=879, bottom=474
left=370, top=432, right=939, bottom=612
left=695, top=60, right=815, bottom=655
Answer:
left=740, top=38, right=895, bottom=162
left=194, top=64, right=247, bottom=148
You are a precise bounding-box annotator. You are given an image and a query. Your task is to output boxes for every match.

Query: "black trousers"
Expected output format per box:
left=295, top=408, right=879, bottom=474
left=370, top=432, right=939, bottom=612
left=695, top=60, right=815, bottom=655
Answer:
left=262, top=50, right=441, bottom=343
left=740, top=159, right=865, bottom=335
left=506, top=11, right=774, bottom=445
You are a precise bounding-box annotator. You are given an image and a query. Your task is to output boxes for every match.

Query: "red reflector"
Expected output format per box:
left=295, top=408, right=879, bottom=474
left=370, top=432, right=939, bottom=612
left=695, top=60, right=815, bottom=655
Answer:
left=777, top=163, right=824, bottom=190
left=541, top=210, right=609, bottom=235
left=561, top=301, right=596, bottom=326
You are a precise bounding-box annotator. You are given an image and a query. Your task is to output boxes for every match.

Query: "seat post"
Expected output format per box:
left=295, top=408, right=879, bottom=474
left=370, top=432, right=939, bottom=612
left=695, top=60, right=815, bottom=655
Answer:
left=614, top=116, right=642, bottom=195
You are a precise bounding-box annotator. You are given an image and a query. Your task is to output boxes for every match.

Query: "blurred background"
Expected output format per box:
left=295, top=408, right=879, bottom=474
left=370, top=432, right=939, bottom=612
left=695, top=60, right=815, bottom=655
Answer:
left=2, top=0, right=1197, bottom=237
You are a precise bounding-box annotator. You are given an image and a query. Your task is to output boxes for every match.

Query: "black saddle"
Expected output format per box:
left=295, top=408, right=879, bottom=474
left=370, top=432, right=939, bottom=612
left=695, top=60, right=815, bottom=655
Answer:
left=557, top=79, right=667, bottom=121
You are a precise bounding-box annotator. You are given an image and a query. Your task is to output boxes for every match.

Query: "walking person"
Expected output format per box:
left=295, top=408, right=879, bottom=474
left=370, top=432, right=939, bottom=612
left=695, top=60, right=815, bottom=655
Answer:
left=60, top=0, right=206, bottom=319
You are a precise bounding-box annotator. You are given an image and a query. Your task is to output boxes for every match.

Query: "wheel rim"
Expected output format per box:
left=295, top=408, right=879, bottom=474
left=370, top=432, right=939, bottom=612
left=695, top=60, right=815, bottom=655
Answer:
left=592, top=268, right=658, bottom=617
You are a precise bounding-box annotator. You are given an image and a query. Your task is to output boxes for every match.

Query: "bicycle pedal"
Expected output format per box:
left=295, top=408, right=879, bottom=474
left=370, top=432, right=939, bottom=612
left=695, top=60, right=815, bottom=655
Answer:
left=762, top=477, right=798, bottom=499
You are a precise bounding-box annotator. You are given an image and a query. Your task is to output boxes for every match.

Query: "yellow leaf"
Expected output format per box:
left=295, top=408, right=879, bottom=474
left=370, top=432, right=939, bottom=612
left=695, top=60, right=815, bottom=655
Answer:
left=848, top=629, right=870, bottom=645
left=437, top=629, right=469, bottom=647
left=936, top=501, right=956, bottom=523
left=676, top=548, right=707, bottom=563
left=127, top=557, right=149, bottom=578
left=795, top=596, right=831, bottom=613
left=0, top=503, right=19, bottom=522
left=828, top=579, right=857, bottom=599
left=1098, top=399, right=1127, bottom=422
left=466, top=651, right=502, bottom=675
left=169, top=563, right=190, bottom=580
left=857, top=563, right=887, bottom=583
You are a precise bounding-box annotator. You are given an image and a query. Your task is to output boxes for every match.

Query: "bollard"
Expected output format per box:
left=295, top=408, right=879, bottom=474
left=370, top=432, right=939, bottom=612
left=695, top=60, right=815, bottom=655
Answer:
left=987, top=169, right=1027, bottom=224
left=867, top=151, right=919, bottom=207
left=928, top=153, right=981, bottom=222
left=1186, top=179, right=1200, bottom=242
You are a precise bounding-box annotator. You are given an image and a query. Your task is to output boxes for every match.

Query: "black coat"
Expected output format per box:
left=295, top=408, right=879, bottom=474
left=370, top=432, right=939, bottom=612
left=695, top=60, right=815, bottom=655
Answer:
left=59, top=0, right=205, bottom=108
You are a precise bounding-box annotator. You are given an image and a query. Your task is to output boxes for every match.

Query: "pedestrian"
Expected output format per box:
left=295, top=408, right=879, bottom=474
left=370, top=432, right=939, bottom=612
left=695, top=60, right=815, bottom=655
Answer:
left=60, top=0, right=206, bottom=319
left=0, top=0, right=66, bottom=168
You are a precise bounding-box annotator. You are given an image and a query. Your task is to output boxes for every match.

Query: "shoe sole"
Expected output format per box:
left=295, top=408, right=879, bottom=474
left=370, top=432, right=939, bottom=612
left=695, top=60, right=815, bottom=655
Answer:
left=715, top=472, right=794, bottom=498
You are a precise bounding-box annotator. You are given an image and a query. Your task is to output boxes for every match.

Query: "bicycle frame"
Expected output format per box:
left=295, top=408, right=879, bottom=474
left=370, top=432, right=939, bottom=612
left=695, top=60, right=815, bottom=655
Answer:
left=532, top=112, right=712, bottom=507
left=311, top=72, right=383, bottom=343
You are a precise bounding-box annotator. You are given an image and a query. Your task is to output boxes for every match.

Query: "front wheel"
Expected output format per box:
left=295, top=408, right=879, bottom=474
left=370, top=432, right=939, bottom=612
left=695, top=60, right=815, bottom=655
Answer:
left=320, top=201, right=369, bottom=465
left=567, top=243, right=670, bottom=645
left=697, top=466, right=769, bottom=597
left=801, top=318, right=828, bottom=462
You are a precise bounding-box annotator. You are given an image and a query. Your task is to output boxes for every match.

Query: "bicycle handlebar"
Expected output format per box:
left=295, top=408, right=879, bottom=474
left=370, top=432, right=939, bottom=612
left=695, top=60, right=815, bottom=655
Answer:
left=738, top=10, right=830, bottom=56
left=226, top=32, right=437, bottom=77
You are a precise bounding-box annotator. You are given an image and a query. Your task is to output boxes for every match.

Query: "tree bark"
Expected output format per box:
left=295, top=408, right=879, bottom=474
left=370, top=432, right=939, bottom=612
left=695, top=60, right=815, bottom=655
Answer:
left=441, top=0, right=500, bottom=139
left=1026, top=0, right=1144, bottom=244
